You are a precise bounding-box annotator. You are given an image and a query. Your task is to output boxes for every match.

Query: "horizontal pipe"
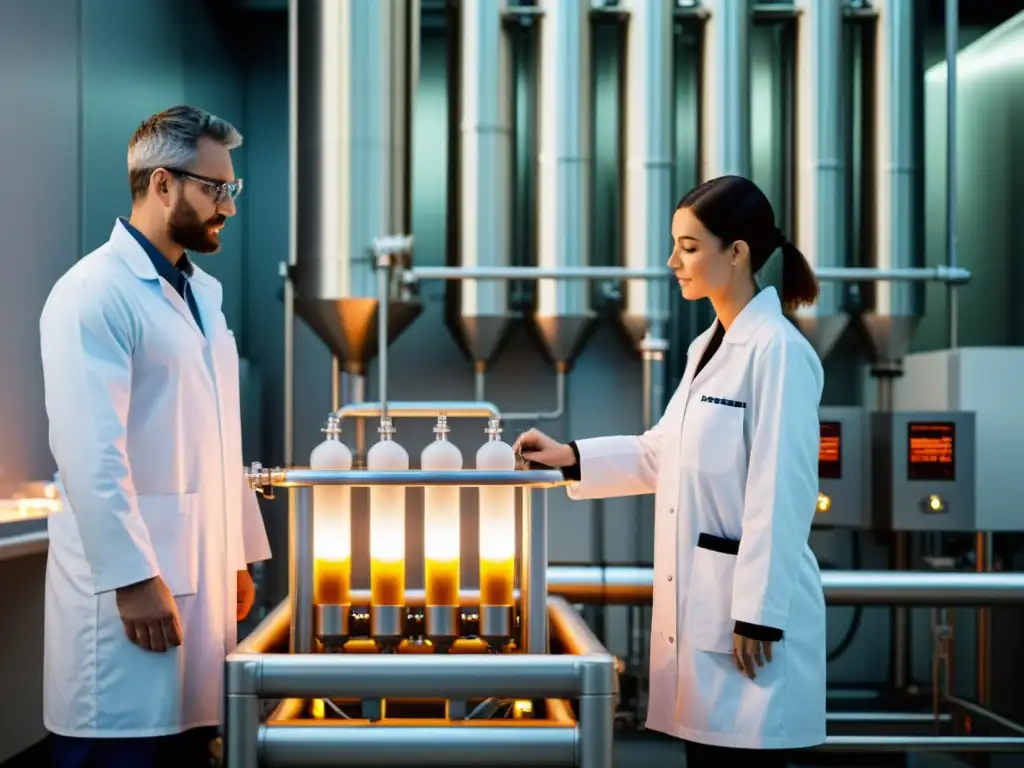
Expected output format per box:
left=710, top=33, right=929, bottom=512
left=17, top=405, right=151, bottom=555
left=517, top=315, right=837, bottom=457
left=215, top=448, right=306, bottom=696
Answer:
left=501, top=368, right=566, bottom=422
left=259, top=723, right=577, bottom=767
left=266, top=699, right=306, bottom=722
left=251, top=469, right=566, bottom=489
left=817, top=735, right=1024, bottom=753
left=945, top=695, right=1024, bottom=736
left=547, top=596, right=613, bottom=658
left=334, top=401, right=501, bottom=421
left=236, top=598, right=291, bottom=655
left=826, top=711, right=950, bottom=724
left=546, top=565, right=1024, bottom=606
left=227, top=652, right=615, bottom=699
left=407, top=265, right=971, bottom=284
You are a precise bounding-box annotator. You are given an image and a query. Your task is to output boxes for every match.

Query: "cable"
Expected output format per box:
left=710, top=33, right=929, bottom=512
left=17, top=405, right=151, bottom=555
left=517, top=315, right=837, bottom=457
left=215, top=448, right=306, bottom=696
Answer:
left=826, top=529, right=864, bottom=663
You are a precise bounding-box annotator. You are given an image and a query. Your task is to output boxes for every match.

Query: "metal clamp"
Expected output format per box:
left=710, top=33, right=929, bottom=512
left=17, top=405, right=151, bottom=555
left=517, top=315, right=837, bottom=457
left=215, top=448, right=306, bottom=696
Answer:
left=246, top=462, right=285, bottom=500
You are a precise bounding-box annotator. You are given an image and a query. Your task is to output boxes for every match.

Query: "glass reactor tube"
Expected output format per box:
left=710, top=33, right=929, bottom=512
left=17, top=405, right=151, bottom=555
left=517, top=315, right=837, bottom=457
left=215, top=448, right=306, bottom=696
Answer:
left=367, top=415, right=409, bottom=640
left=421, top=414, right=463, bottom=643
left=311, top=415, right=353, bottom=608
left=476, top=419, right=516, bottom=641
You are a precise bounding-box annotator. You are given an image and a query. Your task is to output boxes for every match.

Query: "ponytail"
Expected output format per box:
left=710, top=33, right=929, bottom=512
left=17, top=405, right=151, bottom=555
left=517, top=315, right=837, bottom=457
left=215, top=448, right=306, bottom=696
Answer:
left=779, top=238, right=819, bottom=312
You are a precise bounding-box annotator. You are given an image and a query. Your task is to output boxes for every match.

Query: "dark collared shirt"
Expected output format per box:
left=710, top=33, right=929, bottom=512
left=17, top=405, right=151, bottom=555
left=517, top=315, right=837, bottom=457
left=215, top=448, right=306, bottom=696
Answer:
left=119, top=218, right=204, bottom=335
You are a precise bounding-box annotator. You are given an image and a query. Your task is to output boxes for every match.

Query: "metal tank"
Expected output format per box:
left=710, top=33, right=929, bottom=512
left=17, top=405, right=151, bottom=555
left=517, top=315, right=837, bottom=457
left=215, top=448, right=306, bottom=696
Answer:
left=445, top=0, right=516, bottom=369
left=293, top=0, right=423, bottom=377
left=858, top=0, right=925, bottom=380
left=700, top=0, right=753, bottom=181
left=619, top=0, right=674, bottom=354
left=791, top=0, right=849, bottom=359
left=533, top=0, right=595, bottom=370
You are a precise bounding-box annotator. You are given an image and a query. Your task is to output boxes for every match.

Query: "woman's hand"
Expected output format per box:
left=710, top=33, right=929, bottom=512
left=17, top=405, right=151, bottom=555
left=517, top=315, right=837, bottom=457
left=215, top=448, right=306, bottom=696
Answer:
left=512, top=428, right=576, bottom=468
left=732, top=633, right=774, bottom=680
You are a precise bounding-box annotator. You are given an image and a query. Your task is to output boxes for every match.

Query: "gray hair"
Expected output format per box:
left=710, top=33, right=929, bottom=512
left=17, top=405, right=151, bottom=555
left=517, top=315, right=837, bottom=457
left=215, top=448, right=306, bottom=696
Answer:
left=127, top=105, right=243, bottom=201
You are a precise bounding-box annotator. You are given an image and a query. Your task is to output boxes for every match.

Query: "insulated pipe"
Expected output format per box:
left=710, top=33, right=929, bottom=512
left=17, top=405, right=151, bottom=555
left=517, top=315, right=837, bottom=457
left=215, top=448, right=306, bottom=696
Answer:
left=791, top=0, right=849, bottom=360
left=533, top=0, right=595, bottom=368
left=407, top=264, right=972, bottom=283
left=945, top=0, right=959, bottom=348
left=700, top=0, right=753, bottom=180
left=619, top=0, right=673, bottom=350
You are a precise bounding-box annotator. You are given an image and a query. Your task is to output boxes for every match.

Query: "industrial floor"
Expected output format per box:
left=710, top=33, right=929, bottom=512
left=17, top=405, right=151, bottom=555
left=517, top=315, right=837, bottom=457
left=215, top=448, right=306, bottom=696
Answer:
left=2, top=733, right=974, bottom=767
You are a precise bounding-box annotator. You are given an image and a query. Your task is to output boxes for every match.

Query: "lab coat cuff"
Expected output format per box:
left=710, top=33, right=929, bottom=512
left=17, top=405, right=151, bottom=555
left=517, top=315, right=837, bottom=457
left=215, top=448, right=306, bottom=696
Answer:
left=560, top=442, right=582, bottom=482
left=733, top=620, right=783, bottom=643
left=91, top=557, right=161, bottom=596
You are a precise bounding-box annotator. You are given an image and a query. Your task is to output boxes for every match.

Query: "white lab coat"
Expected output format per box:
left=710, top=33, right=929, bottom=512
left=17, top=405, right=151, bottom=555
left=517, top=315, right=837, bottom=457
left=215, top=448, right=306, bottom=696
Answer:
left=39, top=220, right=272, bottom=739
left=569, top=288, right=826, bottom=750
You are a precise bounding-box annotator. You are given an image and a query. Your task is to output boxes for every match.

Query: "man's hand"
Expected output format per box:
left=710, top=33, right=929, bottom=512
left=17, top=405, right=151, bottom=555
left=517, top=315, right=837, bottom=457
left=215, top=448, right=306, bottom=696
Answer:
left=115, top=576, right=182, bottom=653
left=512, top=428, right=576, bottom=469
left=732, top=633, right=774, bottom=680
left=237, top=569, right=256, bottom=621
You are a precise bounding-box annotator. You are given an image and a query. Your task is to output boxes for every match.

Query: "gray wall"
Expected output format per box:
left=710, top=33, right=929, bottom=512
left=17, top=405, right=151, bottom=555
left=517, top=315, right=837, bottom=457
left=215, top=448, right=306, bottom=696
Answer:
left=3, top=0, right=1024, bottom=756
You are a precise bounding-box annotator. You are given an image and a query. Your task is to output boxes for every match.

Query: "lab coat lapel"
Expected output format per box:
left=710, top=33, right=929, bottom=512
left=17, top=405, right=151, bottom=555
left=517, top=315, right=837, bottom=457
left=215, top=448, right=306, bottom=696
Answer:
left=108, top=221, right=207, bottom=344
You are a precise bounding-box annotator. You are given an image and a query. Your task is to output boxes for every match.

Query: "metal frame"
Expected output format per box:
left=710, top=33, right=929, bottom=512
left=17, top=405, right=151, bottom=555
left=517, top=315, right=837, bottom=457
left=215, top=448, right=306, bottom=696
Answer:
left=227, top=468, right=616, bottom=767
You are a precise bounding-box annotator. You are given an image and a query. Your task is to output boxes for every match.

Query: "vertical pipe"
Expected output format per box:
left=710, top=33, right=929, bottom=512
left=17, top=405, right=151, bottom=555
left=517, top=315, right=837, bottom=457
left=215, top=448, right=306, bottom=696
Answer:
left=527, top=487, right=549, bottom=653
left=519, top=487, right=532, bottom=651
left=351, top=374, right=367, bottom=467
left=223, top=694, right=260, bottom=768
left=578, top=691, right=616, bottom=768
left=792, top=0, right=849, bottom=359
left=945, top=0, right=958, bottom=349
left=376, top=251, right=390, bottom=420
left=290, top=486, right=315, bottom=653
left=977, top=531, right=991, bottom=706
left=700, top=0, right=752, bottom=180
left=284, top=0, right=299, bottom=469
left=330, top=356, right=341, bottom=412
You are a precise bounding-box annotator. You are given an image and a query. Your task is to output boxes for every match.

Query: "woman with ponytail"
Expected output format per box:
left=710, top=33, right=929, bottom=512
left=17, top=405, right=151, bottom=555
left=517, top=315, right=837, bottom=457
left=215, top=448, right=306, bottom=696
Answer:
left=515, top=175, right=826, bottom=765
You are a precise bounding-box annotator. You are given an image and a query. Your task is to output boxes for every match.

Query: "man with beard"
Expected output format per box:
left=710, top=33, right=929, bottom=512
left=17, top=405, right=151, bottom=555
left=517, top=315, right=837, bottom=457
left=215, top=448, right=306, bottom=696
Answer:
left=39, top=105, right=272, bottom=767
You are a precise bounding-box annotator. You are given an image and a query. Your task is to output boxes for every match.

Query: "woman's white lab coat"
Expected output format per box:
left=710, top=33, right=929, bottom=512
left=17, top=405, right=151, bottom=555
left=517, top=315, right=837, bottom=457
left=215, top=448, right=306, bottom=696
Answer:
left=568, top=288, right=826, bottom=750
left=39, top=220, right=272, bottom=738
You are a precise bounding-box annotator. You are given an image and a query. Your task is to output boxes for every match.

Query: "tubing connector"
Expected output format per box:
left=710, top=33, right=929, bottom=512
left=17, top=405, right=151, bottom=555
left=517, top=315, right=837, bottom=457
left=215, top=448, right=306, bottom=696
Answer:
left=485, top=418, right=503, bottom=441
left=378, top=415, right=397, bottom=441
left=322, top=413, right=342, bottom=440
left=433, top=414, right=451, bottom=441
left=246, top=462, right=286, bottom=499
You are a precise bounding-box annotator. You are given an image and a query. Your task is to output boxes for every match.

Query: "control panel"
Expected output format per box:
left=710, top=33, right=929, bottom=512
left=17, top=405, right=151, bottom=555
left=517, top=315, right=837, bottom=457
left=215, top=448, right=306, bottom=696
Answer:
left=870, top=411, right=976, bottom=531
left=813, top=407, right=869, bottom=528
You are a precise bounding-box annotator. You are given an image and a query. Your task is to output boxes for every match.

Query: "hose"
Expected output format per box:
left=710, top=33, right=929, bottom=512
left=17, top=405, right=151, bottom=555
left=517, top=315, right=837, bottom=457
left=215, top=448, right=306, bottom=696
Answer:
left=826, top=530, right=864, bottom=663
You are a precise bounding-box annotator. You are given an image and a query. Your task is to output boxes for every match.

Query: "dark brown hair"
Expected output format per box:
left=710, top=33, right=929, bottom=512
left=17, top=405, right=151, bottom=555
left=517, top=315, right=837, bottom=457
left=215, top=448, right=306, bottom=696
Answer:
left=675, top=175, right=819, bottom=311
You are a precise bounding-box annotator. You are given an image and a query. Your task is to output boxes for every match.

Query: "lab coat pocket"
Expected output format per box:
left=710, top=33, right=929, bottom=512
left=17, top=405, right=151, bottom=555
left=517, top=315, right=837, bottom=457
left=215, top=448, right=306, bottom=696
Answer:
left=137, top=493, right=200, bottom=597
left=680, top=401, right=744, bottom=475
left=685, top=535, right=739, bottom=654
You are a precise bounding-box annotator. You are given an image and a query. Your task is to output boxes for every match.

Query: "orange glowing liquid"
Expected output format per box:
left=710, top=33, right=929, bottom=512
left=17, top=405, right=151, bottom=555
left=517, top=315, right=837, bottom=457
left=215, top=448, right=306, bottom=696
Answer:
left=371, top=560, right=405, bottom=606
left=480, top=558, right=515, bottom=606
left=426, top=559, right=460, bottom=606
left=314, top=558, right=351, bottom=605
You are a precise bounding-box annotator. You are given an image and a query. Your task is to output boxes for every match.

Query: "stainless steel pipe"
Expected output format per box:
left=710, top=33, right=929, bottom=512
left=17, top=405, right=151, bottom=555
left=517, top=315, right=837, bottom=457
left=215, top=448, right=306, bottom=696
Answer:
left=334, top=401, right=501, bottom=421
left=544, top=565, right=1024, bottom=606
left=258, top=724, right=578, bottom=767
left=229, top=653, right=612, bottom=699
left=407, top=265, right=972, bottom=284
left=819, top=736, right=1024, bottom=753
left=256, top=468, right=566, bottom=488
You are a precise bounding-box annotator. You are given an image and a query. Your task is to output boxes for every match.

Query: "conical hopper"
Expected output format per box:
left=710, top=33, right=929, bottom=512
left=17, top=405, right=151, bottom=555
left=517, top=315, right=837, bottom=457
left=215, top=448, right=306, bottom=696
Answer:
left=448, top=313, right=520, bottom=367
left=295, top=296, right=423, bottom=375
left=531, top=313, right=596, bottom=370
left=856, top=313, right=921, bottom=371
left=789, top=312, right=851, bottom=361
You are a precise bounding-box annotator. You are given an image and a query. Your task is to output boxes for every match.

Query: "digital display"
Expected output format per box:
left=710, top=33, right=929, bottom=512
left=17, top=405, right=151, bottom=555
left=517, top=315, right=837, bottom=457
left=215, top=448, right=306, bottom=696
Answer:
left=907, top=422, right=955, bottom=481
left=819, top=421, right=842, bottom=480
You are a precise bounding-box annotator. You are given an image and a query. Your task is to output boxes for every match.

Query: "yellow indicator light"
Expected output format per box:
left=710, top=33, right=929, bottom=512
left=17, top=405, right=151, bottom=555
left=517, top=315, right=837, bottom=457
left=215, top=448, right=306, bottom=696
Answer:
left=513, top=700, right=534, bottom=719
left=928, top=494, right=945, bottom=512
left=816, top=492, right=832, bottom=514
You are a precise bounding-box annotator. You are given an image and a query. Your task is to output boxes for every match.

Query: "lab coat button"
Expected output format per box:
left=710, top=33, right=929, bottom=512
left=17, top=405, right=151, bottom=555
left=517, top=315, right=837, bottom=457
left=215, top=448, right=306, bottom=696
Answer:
left=667, top=575, right=673, bottom=582
left=669, top=507, right=675, bottom=514
left=668, top=636, right=674, bottom=643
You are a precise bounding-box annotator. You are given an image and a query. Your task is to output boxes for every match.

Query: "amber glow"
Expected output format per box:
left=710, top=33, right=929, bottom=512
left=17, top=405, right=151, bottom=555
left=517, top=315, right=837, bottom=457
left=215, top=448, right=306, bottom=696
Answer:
left=370, top=485, right=406, bottom=605
left=424, top=484, right=461, bottom=605
left=479, top=486, right=516, bottom=606
left=313, top=485, right=351, bottom=604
